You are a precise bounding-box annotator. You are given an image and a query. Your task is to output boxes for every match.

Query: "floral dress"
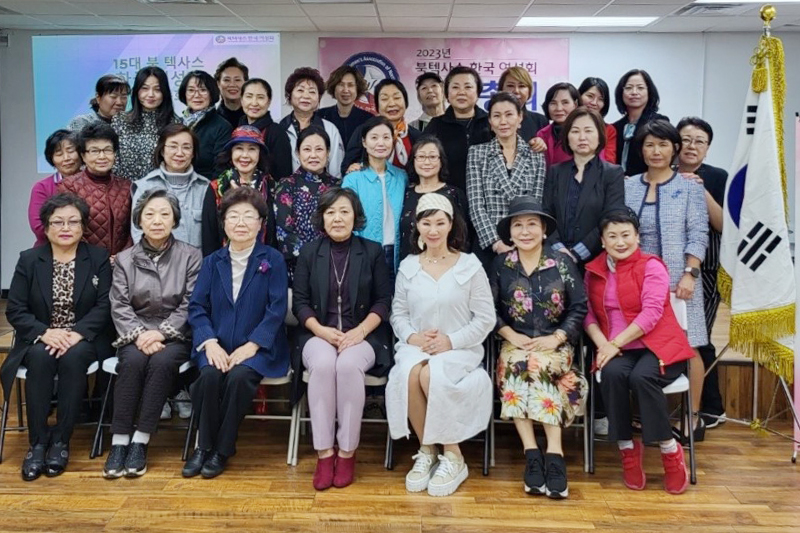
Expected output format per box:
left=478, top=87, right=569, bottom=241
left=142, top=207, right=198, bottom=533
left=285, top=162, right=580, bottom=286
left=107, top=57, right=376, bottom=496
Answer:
left=489, top=246, right=588, bottom=427
left=273, top=168, right=338, bottom=283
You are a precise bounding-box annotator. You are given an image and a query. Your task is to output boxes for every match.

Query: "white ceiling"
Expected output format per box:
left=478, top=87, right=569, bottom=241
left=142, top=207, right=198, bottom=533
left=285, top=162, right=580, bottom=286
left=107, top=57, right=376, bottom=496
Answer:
left=1, top=0, right=800, bottom=33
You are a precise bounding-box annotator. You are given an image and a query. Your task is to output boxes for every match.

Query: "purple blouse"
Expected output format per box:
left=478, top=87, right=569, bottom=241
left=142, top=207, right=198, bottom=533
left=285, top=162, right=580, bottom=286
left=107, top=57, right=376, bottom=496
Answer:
left=29, top=173, right=63, bottom=246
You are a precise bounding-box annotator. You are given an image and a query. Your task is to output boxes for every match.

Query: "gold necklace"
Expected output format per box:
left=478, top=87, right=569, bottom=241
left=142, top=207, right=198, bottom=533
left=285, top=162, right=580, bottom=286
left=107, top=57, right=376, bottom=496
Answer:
left=424, top=251, right=449, bottom=264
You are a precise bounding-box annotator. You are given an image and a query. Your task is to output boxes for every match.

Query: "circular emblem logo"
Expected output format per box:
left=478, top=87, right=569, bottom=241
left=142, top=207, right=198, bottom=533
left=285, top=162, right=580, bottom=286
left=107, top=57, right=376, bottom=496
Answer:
left=343, top=51, right=400, bottom=114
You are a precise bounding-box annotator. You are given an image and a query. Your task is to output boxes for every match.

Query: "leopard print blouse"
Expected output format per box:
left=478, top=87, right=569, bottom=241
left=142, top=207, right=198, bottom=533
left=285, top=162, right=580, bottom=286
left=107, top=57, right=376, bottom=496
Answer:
left=112, top=110, right=179, bottom=181
left=51, top=259, right=76, bottom=329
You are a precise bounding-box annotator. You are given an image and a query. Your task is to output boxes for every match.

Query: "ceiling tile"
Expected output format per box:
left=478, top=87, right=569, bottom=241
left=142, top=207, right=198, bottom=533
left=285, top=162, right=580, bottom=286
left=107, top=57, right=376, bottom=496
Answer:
left=220, top=0, right=295, bottom=4
left=0, top=1, right=89, bottom=15
left=611, top=0, right=690, bottom=4
left=534, top=0, right=610, bottom=4
left=246, top=15, right=316, bottom=30
left=314, top=16, right=381, bottom=31
left=149, top=3, right=231, bottom=16
left=72, top=2, right=162, bottom=16
left=522, top=5, right=600, bottom=17
left=177, top=15, right=248, bottom=29
left=226, top=3, right=305, bottom=17
left=597, top=4, right=687, bottom=17
left=451, top=4, right=527, bottom=17
left=377, top=3, right=451, bottom=17
left=448, top=16, right=517, bottom=30
left=0, top=14, right=54, bottom=27
left=112, top=15, right=188, bottom=28
left=381, top=16, right=448, bottom=31
left=302, top=4, right=377, bottom=17
left=454, top=0, right=529, bottom=3
left=375, top=0, right=451, bottom=3
left=646, top=16, right=714, bottom=32
left=30, top=14, right=120, bottom=26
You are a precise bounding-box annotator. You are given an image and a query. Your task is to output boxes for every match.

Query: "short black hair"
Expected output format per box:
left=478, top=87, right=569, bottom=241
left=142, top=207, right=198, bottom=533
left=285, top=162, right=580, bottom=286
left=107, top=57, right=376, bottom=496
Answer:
left=218, top=185, right=268, bottom=223
left=615, top=69, right=660, bottom=116
left=178, top=70, right=220, bottom=107
left=325, top=65, right=368, bottom=98
left=415, top=71, right=442, bottom=90
left=374, top=79, right=409, bottom=111
left=313, top=187, right=367, bottom=233
left=127, top=66, right=175, bottom=129
left=410, top=205, right=468, bottom=255
left=78, top=122, right=119, bottom=153
left=599, top=207, right=640, bottom=234
left=132, top=188, right=182, bottom=230
left=284, top=67, right=324, bottom=102
left=39, top=192, right=90, bottom=232
left=560, top=107, right=607, bottom=157
left=444, top=66, right=483, bottom=100
left=361, top=115, right=395, bottom=142
left=44, top=129, right=80, bottom=167
left=406, top=135, right=450, bottom=185
left=90, top=74, right=130, bottom=112
left=242, top=78, right=273, bottom=101
left=214, top=57, right=250, bottom=82
left=578, top=77, right=611, bottom=117
left=541, top=82, right=579, bottom=121
left=153, top=123, right=199, bottom=168
left=635, top=119, right=682, bottom=159
left=676, top=116, right=714, bottom=145
left=488, top=91, right=523, bottom=114
left=297, top=124, right=331, bottom=151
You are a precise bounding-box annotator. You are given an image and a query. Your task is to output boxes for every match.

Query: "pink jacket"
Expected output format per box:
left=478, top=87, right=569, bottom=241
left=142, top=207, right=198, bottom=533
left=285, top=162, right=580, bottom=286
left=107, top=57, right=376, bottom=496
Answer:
left=28, top=173, right=62, bottom=246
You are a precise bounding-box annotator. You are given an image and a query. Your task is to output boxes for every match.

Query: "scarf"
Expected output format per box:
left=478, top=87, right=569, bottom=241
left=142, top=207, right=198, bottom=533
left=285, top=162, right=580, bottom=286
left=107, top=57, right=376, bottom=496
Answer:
left=394, top=119, right=410, bottom=166
left=182, top=107, right=213, bottom=130
left=217, top=168, right=269, bottom=198
left=141, top=234, right=174, bottom=260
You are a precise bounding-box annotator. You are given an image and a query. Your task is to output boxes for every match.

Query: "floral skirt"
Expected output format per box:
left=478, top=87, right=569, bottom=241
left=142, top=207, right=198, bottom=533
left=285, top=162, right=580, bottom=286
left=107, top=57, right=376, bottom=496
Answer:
left=496, top=340, right=588, bottom=427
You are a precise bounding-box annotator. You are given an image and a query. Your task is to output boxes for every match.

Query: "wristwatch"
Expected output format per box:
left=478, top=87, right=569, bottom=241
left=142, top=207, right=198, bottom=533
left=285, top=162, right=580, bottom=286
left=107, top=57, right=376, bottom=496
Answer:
left=684, top=267, right=701, bottom=279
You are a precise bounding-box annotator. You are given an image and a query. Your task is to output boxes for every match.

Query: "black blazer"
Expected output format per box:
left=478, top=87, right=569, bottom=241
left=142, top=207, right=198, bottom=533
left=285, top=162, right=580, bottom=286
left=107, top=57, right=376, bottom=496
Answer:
left=341, top=123, right=421, bottom=175
left=543, top=157, right=625, bottom=263
left=613, top=110, right=669, bottom=176
left=1, top=242, right=112, bottom=400
left=291, top=236, right=393, bottom=388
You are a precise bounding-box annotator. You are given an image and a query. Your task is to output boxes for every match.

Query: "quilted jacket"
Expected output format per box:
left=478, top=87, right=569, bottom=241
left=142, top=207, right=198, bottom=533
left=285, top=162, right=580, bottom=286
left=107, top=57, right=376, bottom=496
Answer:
left=58, top=170, right=132, bottom=255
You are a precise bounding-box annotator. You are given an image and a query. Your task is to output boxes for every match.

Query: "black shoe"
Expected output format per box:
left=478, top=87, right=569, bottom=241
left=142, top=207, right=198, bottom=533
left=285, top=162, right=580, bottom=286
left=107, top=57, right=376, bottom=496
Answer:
left=44, top=441, right=69, bottom=477
left=523, top=449, right=546, bottom=495
left=182, top=448, right=210, bottom=478
left=103, top=444, right=129, bottom=479
left=21, top=444, right=47, bottom=481
left=124, top=442, right=148, bottom=477
left=544, top=453, right=569, bottom=499
left=672, top=418, right=706, bottom=445
left=701, top=411, right=727, bottom=429
left=200, top=451, right=228, bottom=479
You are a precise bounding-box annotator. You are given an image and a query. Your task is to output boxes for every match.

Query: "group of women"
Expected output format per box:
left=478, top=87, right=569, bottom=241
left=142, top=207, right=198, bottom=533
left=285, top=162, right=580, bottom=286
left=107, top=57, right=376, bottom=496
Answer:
left=3, top=59, right=728, bottom=501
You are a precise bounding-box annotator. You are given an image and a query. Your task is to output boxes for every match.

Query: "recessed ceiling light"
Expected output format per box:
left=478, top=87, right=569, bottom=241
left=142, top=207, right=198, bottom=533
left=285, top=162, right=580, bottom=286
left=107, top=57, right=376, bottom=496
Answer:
left=517, top=17, right=658, bottom=28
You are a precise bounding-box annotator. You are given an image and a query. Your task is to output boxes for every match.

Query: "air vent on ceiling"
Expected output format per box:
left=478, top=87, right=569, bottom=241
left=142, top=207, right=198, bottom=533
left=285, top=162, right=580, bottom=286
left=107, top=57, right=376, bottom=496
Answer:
left=136, top=0, right=217, bottom=5
left=677, top=4, right=753, bottom=16
left=0, top=6, right=21, bottom=15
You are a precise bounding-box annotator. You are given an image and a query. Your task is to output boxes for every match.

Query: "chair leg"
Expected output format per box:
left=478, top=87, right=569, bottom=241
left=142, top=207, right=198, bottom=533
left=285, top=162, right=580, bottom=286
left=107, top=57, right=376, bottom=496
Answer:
left=685, top=387, right=697, bottom=484
left=15, top=379, right=24, bottom=431
left=482, top=422, right=490, bottom=476
left=588, top=376, right=596, bottom=475
left=384, top=430, right=393, bottom=471
left=91, top=373, right=114, bottom=459
left=490, top=415, right=496, bottom=468
left=0, top=400, right=8, bottom=464
left=287, top=402, right=299, bottom=466
left=182, top=408, right=196, bottom=462
left=291, top=395, right=305, bottom=467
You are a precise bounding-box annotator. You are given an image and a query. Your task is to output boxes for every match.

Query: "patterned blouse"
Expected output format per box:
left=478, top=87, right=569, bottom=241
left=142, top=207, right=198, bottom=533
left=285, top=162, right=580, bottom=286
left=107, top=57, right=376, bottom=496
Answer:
left=490, top=246, right=587, bottom=344
left=210, top=168, right=274, bottom=246
left=112, top=110, right=179, bottom=181
left=51, top=259, right=76, bottom=329
left=273, top=168, right=337, bottom=283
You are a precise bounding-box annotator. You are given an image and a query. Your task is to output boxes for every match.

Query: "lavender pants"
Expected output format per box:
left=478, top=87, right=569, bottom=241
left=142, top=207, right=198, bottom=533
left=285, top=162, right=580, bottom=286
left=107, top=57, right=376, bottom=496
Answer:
left=302, top=337, right=376, bottom=452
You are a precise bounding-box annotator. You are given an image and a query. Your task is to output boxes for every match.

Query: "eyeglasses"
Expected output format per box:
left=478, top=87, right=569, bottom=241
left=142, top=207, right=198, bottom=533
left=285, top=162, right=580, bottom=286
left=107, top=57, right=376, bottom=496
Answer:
left=85, top=147, right=114, bottom=157
left=224, top=213, right=260, bottom=225
left=681, top=137, right=709, bottom=148
left=414, top=155, right=440, bottom=162
left=186, top=87, right=210, bottom=97
left=49, top=219, right=81, bottom=229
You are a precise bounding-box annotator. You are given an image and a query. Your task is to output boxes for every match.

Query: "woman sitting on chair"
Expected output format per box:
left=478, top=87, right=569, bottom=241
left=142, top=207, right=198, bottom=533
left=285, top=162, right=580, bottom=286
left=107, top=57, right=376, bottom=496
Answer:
left=292, top=187, right=393, bottom=490
left=103, top=189, right=202, bottom=479
left=184, top=186, right=289, bottom=479
left=386, top=193, right=495, bottom=497
left=489, top=196, right=587, bottom=499
left=583, top=209, right=693, bottom=495
left=2, top=193, right=112, bottom=481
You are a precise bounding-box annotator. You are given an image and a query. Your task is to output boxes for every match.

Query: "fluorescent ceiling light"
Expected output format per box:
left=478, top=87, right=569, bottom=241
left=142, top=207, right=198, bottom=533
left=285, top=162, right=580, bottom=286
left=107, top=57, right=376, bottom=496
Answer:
left=517, top=17, right=658, bottom=27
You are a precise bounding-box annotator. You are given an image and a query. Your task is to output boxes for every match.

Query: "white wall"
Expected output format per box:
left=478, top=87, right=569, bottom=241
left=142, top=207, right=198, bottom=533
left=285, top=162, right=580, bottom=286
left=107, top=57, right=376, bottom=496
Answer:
left=3, top=29, right=799, bottom=288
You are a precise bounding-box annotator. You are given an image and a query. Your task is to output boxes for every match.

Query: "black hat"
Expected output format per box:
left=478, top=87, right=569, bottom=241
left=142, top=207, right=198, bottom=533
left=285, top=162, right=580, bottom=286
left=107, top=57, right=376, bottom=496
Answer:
left=496, top=196, right=556, bottom=246
left=415, top=72, right=443, bottom=89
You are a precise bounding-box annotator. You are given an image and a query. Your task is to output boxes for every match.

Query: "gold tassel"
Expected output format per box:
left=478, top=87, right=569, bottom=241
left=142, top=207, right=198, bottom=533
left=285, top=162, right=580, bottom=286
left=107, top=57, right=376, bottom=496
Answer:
left=752, top=65, right=767, bottom=93
left=750, top=418, right=770, bottom=437
left=717, top=267, right=732, bottom=306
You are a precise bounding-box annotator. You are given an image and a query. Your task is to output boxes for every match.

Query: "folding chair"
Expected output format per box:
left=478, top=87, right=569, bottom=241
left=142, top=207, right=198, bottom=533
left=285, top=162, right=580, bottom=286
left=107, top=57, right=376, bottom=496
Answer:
left=90, top=356, right=197, bottom=460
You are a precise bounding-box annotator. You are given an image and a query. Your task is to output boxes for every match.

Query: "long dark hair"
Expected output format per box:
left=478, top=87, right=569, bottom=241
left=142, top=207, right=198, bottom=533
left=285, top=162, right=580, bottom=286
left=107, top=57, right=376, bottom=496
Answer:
left=614, top=69, right=660, bottom=116
left=410, top=205, right=467, bottom=255
left=127, top=66, right=175, bottom=128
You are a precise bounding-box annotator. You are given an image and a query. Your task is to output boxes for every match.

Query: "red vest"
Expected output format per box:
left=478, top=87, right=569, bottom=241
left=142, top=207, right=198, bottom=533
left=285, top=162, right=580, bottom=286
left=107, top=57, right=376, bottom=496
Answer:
left=585, top=249, right=694, bottom=372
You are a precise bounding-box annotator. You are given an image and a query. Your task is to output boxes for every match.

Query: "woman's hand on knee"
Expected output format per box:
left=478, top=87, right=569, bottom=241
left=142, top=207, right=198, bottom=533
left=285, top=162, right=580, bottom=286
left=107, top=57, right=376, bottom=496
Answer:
left=205, top=341, right=230, bottom=372
left=316, top=326, right=345, bottom=348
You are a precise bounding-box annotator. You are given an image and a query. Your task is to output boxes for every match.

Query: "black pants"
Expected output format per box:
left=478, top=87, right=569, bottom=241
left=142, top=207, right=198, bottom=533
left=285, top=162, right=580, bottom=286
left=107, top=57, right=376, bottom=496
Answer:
left=23, top=341, right=96, bottom=446
left=698, top=343, right=724, bottom=415
left=191, top=365, right=261, bottom=457
left=600, top=348, right=685, bottom=444
left=111, top=342, right=189, bottom=435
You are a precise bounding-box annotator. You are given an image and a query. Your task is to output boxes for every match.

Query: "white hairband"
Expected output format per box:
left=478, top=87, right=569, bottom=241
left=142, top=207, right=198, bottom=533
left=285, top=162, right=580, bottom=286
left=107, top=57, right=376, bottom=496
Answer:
left=416, top=193, right=454, bottom=217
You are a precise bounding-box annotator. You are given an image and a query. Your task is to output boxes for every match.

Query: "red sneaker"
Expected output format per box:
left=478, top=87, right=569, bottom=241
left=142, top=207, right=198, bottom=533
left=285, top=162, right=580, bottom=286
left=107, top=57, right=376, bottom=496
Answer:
left=312, top=455, right=335, bottom=491
left=333, top=453, right=356, bottom=488
left=619, top=440, right=646, bottom=490
left=661, top=447, right=689, bottom=495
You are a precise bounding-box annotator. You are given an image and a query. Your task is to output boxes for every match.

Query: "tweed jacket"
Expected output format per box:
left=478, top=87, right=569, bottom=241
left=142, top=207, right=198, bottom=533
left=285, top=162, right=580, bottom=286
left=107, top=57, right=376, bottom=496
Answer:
left=466, top=136, right=546, bottom=249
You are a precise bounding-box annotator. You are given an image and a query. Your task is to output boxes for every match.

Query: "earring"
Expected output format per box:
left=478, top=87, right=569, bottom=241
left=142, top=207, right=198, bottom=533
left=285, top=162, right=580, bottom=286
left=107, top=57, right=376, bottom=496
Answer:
left=418, top=236, right=426, bottom=250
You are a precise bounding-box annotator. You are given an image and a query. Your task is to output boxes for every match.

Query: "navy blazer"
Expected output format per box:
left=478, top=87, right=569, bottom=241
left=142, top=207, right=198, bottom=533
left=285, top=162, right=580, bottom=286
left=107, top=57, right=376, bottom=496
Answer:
left=2, top=242, right=112, bottom=400
left=188, top=242, right=289, bottom=378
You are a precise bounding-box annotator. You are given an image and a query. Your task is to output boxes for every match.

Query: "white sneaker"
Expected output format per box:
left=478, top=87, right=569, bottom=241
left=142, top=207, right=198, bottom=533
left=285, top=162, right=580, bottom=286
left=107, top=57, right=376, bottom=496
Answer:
left=174, top=390, right=192, bottom=419
left=427, top=451, right=468, bottom=497
left=594, top=417, right=609, bottom=437
left=405, top=448, right=438, bottom=492
left=159, top=401, right=172, bottom=420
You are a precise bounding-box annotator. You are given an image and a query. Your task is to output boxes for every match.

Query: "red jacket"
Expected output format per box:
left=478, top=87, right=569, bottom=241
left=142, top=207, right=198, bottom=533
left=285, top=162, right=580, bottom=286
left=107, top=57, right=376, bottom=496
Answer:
left=58, top=170, right=132, bottom=256
left=585, top=249, right=694, bottom=372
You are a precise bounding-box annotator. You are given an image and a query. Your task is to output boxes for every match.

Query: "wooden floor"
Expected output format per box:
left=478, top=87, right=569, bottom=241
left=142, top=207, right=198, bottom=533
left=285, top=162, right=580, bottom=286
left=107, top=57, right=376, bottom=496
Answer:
left=0, top=418, right=798, bottom=532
